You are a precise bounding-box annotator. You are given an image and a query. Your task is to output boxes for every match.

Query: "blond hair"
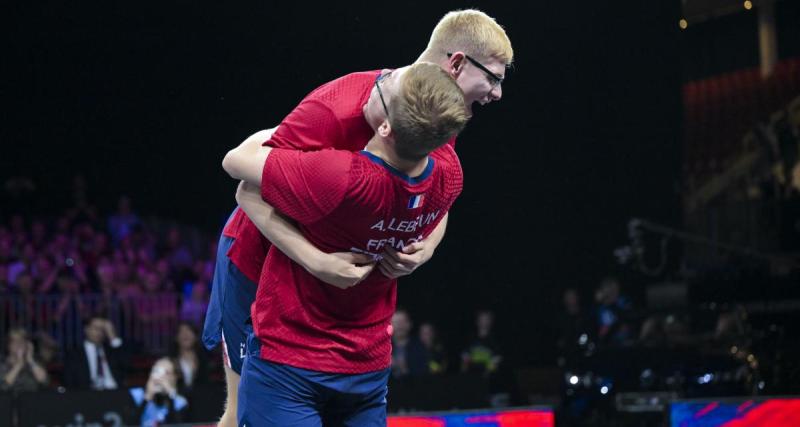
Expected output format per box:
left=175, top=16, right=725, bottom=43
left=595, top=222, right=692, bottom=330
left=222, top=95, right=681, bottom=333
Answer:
left=389, top=62, right=470, bottom=161
left=418, top=9, right=513, bottom=65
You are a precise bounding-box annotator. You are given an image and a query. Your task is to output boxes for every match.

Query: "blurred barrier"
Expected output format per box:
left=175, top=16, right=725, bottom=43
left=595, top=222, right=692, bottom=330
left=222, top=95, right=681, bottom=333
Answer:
left=387, top=374, right=490, bottom=413
left=0, top=293, right=179, bottom=354
left=16, top=389, right=138, bottom=427
left=388, top=407, right=555, bottom=427
left=670, top=396, right=800, bottom=426
left=0, top=393, right=12, bottom=427
left=8, top=385, right=223, bottom=427
left=1, top=384, right=554, bottom=427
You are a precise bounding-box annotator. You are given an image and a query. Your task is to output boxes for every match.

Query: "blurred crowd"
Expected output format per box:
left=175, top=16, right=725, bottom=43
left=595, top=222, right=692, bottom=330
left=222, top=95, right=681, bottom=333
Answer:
left=0, top=192, right=213, bottom=315
left=556, top=277, right=760, bottom=356
left=389, top=308, right=503, bottom=381
left=0, top=177, right=221, bottom=425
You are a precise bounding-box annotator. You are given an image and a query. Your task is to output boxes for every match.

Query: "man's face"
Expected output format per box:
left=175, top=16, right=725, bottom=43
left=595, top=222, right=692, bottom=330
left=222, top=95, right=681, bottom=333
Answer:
left=85, top=319, right=105, bottom=344
left=453, top=54, right=506, bottom=113
left=391, top=311, right=412, bottom=339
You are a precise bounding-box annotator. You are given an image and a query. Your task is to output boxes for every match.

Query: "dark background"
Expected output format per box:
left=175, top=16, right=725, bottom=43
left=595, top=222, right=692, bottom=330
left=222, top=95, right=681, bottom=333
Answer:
left=8, top=0, right=792, bottom=367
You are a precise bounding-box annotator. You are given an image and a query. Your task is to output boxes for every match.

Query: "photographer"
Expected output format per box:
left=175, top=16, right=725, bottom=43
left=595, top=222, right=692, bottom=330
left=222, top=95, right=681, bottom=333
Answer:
left=129, top=357, right=188, bottom=427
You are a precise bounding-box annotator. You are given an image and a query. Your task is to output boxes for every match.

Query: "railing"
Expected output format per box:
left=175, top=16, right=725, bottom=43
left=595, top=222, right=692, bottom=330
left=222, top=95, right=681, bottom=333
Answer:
left=0, top=293, right=180, bottom=355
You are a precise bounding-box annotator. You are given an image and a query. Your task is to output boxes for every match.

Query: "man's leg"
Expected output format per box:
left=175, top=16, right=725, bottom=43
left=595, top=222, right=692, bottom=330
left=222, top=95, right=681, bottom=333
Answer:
left=321, top=369, right=390, bottom=427
left=238, top=339, right=325, bottom=427
left=201, top=209, right=258, bottom=426
left=218, top=364, right=240, bottom=427
left=215, top=265, right=256, bottom=425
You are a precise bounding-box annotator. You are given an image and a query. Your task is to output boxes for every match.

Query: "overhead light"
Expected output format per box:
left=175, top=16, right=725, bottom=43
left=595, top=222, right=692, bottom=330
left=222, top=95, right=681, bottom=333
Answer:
left=679, top=19, right=688, bottom=30
left=744, top=1, right=753, bottom=10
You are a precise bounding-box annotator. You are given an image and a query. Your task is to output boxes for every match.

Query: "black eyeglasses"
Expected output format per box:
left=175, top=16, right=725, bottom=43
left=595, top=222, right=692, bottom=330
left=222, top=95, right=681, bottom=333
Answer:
left=375, top=72, right=391, bottom=117
left=447, top=52, right=504, bottom=88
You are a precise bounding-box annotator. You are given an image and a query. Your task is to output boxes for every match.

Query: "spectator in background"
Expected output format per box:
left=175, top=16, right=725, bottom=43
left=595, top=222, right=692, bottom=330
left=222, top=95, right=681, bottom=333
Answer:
left=714, top=308, right=750, bottom=346
left=180, top=281, right=208, bottom=329
left=108, top=196, right=140, bottom=245
left=163, top=227, right=192, bottom=277
left=35, top=331, right=61, bottom=378
left=594, top=276, right=633, bottom=346
left=170, top=322, right=208, bottom=392
left=8, top=272, right=38, bottom=326
left=419, top=322, right=447, bottom=374
left=8, top=243, right=36, bottom=285
left=390, top=309, right=428, bottom=379
left=136, top=273, right=177, bottom=345
left=129, top=357, right=189, bottom=427
left=0, top=327, right=49, bottom=392
left=115, top=261, right=142, bottom=299
left=155, top=258, right=178, bottom=293
left=0, top=236, right=12, bottom=264
left=557, top=288, right=593, bottom=356
left=461, top=309, right=503, bottom=375
left=0, top=263, right=9, bottom=293
left=52, top=269, right=87, bottom=346
left=64, top=316, right=126, bottom=390
left=33, top=255, right=58, bottom=294
left=54, top=269, right=86, bottom=321
left=30, top=220, right=47, bottom=250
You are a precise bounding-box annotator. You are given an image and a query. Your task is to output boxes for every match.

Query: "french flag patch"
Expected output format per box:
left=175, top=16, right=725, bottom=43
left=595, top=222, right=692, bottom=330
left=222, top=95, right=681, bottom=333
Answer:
left=407, top=194, right=425, bottom=209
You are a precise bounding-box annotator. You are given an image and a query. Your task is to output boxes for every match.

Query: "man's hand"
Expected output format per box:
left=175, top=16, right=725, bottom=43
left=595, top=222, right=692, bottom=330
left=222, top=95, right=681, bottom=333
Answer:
left=378, top=241, right=432, bottom=279
left=103, top=319, right=118, bottom=341
left=24, top=342, right=35, bottom=366
left=307, top=252, right=376, bottom=289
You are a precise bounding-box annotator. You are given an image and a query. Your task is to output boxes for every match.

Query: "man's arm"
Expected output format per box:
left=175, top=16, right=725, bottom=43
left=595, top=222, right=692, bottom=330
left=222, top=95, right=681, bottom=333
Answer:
left=378, top=212, right=448, bottom=278
left=221, top=128, right=277, bottom=186
left=224, top=129, right=377, bottom=288
left=235, top=181, right=375, bottom=289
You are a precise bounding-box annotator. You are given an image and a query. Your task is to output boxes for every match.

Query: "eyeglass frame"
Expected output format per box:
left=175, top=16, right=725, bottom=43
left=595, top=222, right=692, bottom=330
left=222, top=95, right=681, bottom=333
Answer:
left=447, top=52, right=504, bottom=88
left=374, top=71, right=392, bottom=117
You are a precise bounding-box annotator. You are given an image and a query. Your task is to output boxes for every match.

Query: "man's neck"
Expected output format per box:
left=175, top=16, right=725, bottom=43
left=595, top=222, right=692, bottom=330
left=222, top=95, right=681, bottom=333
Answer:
left=364, top=137, right=429, bottom=177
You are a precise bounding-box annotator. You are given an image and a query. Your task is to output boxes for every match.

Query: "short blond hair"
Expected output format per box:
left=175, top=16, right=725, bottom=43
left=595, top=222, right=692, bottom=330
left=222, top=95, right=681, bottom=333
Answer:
left=390, top=62, right=470, bottom=161
left=419, top=9, right=514, bottom=65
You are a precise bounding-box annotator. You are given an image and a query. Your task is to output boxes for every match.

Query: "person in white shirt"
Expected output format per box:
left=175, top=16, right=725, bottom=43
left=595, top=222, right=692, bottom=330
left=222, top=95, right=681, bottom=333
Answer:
left=64, top=316, right=126, bottom=390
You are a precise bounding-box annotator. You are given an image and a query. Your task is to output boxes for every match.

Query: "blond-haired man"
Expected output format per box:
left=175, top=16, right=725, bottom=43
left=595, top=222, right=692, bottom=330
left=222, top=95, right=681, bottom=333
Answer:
left=202, top=9, right=513, bottom=426
left=227, top=62, right=468, bottom=426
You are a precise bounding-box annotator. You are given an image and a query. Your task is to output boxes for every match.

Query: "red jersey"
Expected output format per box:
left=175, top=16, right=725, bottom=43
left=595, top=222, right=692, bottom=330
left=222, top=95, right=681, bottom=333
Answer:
left=222, top=70, right=458, bottom=283
left=254, top=145, right=463, bottom=373
left=222, top=71, right=378, bottom=282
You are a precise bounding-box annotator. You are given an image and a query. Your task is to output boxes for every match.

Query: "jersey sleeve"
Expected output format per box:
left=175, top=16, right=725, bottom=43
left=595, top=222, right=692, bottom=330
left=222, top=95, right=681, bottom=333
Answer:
left=265, top=99, right=343, bottom=150
left=261, top=148, right=352, bottom=224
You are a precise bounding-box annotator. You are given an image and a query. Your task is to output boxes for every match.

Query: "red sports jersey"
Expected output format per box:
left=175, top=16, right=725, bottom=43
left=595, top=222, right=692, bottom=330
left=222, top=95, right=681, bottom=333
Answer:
left=222, top=71, right=379, bottom=282
left=223, top=70, right=457, bottom=283
left=253, top=145, right=463, bottom=373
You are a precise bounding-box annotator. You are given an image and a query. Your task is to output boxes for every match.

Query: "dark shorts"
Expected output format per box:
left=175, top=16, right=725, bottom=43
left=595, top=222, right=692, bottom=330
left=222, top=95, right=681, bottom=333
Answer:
left=238, top=332, right=390, bottom=427
left=201, top=214, right=257, bottom=375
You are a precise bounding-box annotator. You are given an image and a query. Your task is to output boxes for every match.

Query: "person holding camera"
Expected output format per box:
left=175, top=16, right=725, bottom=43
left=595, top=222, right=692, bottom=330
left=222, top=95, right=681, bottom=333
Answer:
left=128, top=357, right=188, bottom=427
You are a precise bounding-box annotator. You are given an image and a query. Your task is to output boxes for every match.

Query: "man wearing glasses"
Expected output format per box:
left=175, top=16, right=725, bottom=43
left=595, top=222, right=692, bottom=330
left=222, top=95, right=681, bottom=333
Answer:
left=203, top=9, right=513, bottom=426
left=226, top=62, right=469, bottom=426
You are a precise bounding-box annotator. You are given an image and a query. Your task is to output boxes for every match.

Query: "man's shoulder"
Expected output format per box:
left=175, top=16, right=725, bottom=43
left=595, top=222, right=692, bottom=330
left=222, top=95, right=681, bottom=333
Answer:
left=306, top=70, right=380, bottom=103
left=430, top=144, right=462, bottom=176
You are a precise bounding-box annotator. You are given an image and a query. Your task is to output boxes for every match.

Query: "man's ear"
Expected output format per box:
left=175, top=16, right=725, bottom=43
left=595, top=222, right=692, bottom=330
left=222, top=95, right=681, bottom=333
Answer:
left=377, top=119, right=392, bottom=138
left=448, top=51, right=467, bottom=78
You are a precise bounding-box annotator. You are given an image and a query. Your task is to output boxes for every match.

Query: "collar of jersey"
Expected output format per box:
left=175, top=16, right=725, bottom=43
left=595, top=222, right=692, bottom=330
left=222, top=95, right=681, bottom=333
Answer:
left=359, top=150, right=435, bottom=185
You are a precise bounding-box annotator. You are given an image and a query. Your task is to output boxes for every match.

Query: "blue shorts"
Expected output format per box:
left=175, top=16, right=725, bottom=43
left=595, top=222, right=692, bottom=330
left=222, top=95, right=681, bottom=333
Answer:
left=202, top=211, right=257, bottom=375
left=238, top=332, right=389, bottom=427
